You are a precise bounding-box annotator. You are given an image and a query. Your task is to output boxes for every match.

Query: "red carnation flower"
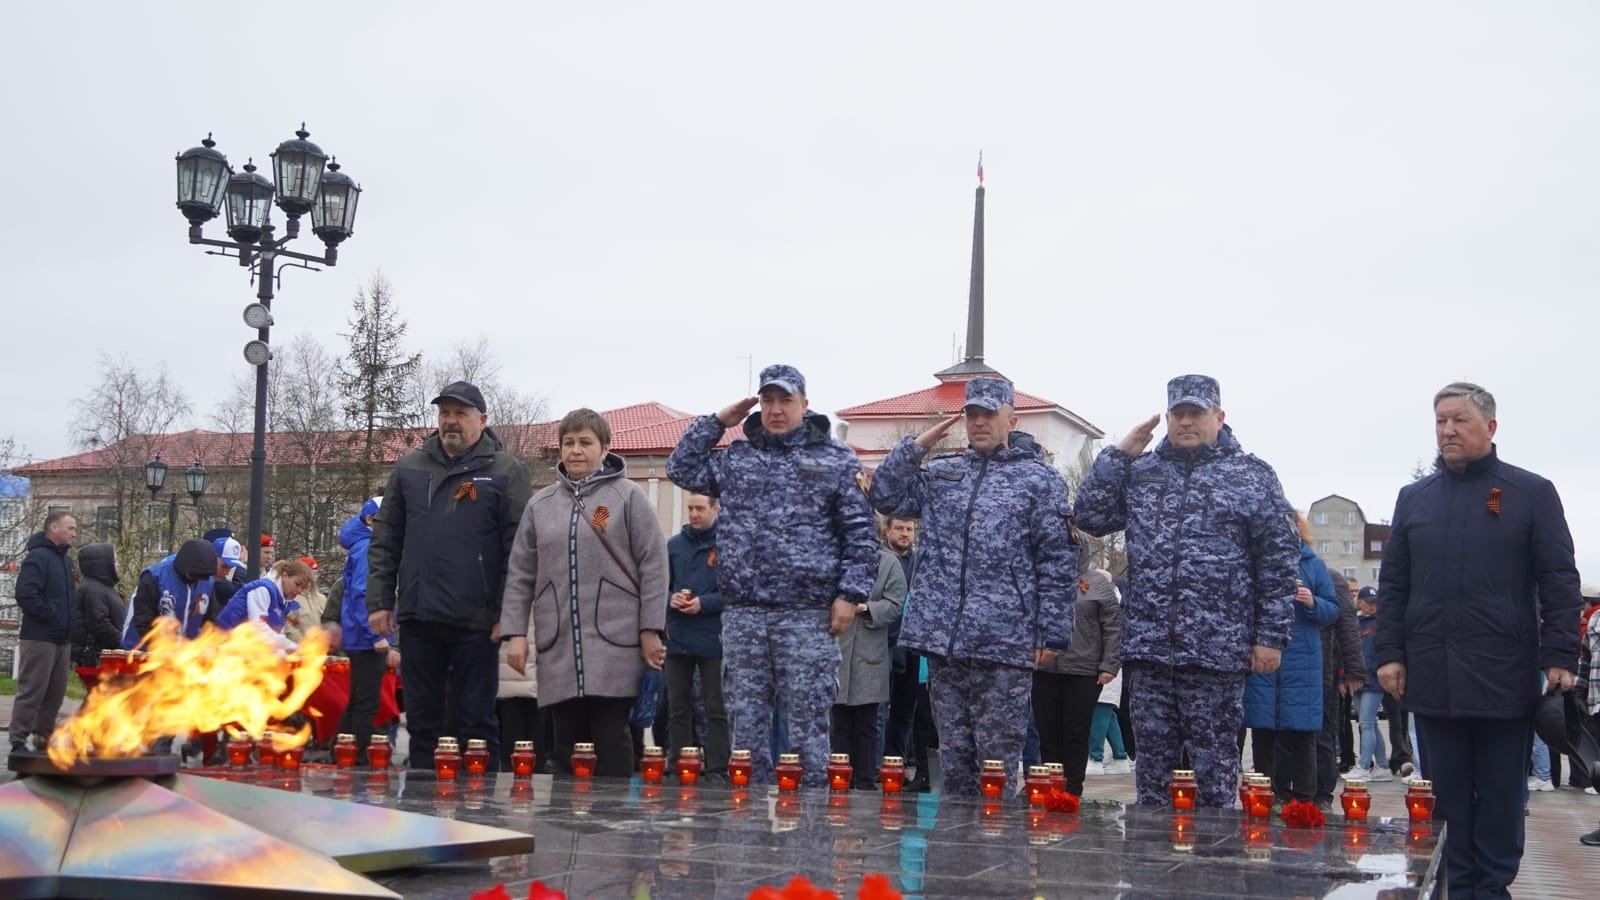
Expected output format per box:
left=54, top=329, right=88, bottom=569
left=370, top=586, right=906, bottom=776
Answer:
left=1044, top=788, right=1081, bottom=813
left=1282, top=798, right=1326, bottom=828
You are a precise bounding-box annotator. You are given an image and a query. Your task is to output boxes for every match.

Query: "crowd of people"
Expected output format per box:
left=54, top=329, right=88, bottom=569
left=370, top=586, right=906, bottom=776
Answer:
left=9, top=368, right=1599, bottom=899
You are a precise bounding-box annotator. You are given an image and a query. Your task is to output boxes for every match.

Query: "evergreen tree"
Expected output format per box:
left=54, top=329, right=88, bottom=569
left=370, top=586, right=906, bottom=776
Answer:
left=337, top=272, right=423, bottom=493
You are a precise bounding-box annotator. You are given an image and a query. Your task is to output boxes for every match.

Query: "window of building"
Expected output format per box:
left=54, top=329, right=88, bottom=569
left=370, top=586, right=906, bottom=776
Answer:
left=1318, top=541, right=1330, bottom=554
left=1369, top=540, right=1383, bottom=553
left=95, top=505, right=119, bottom=540
left=1371, top=567, right=1381, bottom=583
left=1343, top=541, right=1357, bottom=555
left=1345, top=512, right=1358, bottom=525
left=1342, top=567, right=1357, bottom=579
left=1313, top=512, right=1328, bottom=525
left=48, top=505, right=71, bottom=515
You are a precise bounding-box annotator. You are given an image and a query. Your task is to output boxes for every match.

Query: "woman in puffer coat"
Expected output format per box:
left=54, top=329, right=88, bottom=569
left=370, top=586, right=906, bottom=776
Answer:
left=1244, top=512, right=1339, bottom=805
left=71, top=543, right=126, bottom=667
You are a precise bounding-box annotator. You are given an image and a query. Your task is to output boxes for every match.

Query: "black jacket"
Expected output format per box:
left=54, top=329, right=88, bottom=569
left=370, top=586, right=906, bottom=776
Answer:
left=15, top=532, right=75, bottom=643
left=1322, top=571, right=1365, bottom=688
left=367, top=429, right=532, bottom=631
left=72, top=543, right=127, bottom=666
left=1375, top=448, right=1583, bottom=718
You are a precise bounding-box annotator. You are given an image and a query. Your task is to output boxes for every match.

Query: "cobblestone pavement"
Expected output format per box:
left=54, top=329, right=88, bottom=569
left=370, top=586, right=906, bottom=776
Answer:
left=4, top=695, right=1596, bottom=898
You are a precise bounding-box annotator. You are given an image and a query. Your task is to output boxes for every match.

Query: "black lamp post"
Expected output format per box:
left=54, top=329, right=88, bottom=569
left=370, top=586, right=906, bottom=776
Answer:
left=145, top=456, right=207, bottom=553
left=174, top=126, right=361, bottom=577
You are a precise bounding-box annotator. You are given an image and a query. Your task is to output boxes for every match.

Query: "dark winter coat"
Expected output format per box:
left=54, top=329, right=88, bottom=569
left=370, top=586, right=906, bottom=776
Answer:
left=1322, top=570, right=1365, bottom=689
left=367, top=428, right=533, bottom=632
left=667, top=411, right=878, bottom=606
left=1373, top=448, right=1583, bottom=719
left=870, top=433, right=1078, bottom=669
left=1073, top=425, right=1300, bottom=674
left=664, top=522, right=724, bottom=658
left=1244, top=544, right=1340, bottom=731
left=1357, top=611, right=1384, bottom=696
left=72, top=542, right=126, bottom=666
left=15, top=531, right=76, bottom=643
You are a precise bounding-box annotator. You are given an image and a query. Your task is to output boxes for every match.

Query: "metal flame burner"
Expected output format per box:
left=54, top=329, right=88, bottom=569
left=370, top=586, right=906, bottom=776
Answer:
left=0, top=751, right=535, bottom=899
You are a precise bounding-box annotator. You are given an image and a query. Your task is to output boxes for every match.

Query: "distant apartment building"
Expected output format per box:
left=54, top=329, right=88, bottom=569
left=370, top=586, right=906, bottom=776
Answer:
left=1306, top=494, right=1390, bottom=590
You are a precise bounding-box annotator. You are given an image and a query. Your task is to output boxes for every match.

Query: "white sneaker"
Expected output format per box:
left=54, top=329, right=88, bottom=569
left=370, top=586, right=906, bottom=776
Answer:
left=1585, top=786, right=1597, bottom=796
left=1084, top=760, right=1105, bottom=776
left=1346, top=767, right=1370, bottom=780
left=1368, top=769, right=1394, bottom=782
left=1528, top=778, right=1555, bottom=793
left=1104, top=758, right=1132, bottom=775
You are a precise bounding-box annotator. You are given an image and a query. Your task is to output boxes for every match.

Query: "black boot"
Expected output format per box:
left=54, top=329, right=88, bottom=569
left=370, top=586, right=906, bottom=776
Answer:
left=1580, top=827, right=1600, bottom=847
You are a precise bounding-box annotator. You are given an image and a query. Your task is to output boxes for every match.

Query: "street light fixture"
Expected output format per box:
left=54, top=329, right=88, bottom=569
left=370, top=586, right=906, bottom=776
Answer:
left=145, top=455, right=207, bottom=553
left=174, top=125, right=361, bottom=576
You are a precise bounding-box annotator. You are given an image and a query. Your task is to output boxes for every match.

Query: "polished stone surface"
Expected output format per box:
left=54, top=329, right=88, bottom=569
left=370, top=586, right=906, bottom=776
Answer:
left=184, top=767, right=1442, bottom=898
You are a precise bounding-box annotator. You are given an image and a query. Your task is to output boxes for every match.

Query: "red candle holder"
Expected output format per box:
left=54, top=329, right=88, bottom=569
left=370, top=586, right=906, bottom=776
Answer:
left=980, top=759, right=1008, bottom=798
left=511, top=740, right=536, bottom=778
left=571, top=742, right=598, bottom=778
left=1405, top=779, right=1435, bottom=822
left=776, top=753, right=803, bottom=792
left=333, top=733, right=358, bottom=769
left=1245, top=775, right=1274, bottom=819
left=641, top=746, right=667, bottom=782
left=827, top=753, right=853, bottom=791
left=676, top=746, right=703, bottom=785
left=1169, top=769, right=1197, bottom=811
left=1339, top=778, right=1370, bottom=822
left=1045, top=762, right=1066, bottom=794
left=225, top=735, right=253, bottom=767
left=100, top=650, right=133, bottom=677
left=728, top=749, right=753, bottom=787
left=1239, top=771, right=1259, bottom=811
left=879, top=755, right=906, bottom=794
left=464, top=739, right=490, bottom=776
left=277, top=744, right=303, bottom=771
left=434, top=737, right=461, bottom=781
left=257, top=732, right=279, bottom=768
left=366, top=734, right=392, bottom=770
left=1026, top=765, right=1053, bottom=806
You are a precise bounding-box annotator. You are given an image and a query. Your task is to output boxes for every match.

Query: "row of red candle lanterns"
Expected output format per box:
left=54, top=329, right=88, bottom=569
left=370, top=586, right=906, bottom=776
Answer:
left=224, top=731, right=393, bottom=771
left=1223, top=770, right=1434, bottom=822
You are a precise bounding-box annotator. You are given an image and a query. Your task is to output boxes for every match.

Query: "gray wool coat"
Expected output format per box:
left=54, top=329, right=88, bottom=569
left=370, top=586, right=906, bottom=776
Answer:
left=835, top=549, right=906, bottom=707
left=499, top=454, right=669, bottom=707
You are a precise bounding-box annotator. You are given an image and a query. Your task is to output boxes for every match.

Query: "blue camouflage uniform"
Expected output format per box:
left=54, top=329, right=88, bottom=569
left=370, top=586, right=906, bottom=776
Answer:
left=1073, top=375, right=1299, bottom=808
left=870, top=377, right=1078, bottom=797
left=666, top=364, right=878, bottom=787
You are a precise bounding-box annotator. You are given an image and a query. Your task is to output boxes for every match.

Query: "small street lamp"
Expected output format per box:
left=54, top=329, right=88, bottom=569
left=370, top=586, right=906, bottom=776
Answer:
left=174, top=126, right=361, bottom=576
left=145, top=456, right=207, bottom=553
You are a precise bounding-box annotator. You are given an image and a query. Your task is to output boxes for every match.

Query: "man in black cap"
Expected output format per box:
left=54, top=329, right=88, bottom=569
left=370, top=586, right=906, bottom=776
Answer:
left=367, top=380, right=532, bottom=772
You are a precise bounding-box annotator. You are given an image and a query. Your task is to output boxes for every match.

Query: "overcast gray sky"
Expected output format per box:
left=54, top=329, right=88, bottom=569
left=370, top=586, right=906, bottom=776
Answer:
left=3, top=2, right=1597, bottom=580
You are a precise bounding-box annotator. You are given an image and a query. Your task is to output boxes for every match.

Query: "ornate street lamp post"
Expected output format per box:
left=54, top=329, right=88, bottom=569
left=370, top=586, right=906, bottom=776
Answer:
left=145, top=456, right=208, bottom=553
left=173, top=127, right=361, bottom=576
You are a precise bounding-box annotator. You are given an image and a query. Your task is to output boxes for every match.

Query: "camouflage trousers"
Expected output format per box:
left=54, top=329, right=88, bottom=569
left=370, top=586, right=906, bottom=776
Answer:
left=1124, top=661, right=1246, bottom=808
left=926, top=656, right=1032, bottom=797
left=722, top=605, right=840, bottom=787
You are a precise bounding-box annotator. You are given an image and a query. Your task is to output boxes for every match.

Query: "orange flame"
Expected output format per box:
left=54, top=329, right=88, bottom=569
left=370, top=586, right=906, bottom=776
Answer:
left=49, top=619, right=327, bottom=767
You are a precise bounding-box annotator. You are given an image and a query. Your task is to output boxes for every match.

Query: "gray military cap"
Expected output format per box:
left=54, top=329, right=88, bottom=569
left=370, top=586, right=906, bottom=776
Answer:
left=964, top=377, right=1015, bottom=412
left=1166, top=374, right=1221, bottom=411
left=758, top=364, right=806, bottom=396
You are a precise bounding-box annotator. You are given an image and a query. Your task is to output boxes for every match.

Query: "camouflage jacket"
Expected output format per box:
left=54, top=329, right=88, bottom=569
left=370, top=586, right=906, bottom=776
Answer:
left=1073, top=425, right=1298, bottom=674
left=869, top=433, right=1077, bottom=669
left=666, top=411, right=878, bottom=607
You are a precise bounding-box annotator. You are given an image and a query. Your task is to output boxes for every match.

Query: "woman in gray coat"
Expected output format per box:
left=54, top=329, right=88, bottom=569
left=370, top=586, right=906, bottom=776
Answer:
left=502, top=409, right=669, bottom=777
left=831, top=547, right=906, bottom=788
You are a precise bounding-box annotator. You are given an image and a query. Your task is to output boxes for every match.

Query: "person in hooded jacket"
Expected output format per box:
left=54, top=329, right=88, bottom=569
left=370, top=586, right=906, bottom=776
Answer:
left=1244, top=516, right=1340, bottom=806
left=663, top=493, right=730, bottom=777
left=832, top=547, right=905, bottom=788
left=71, top=542, right=126, bottom=668
left=121, top=538, right=218, bottom=649
left=10, top=511, right=77, bottom=753
left=667, top=364, right=879, bottom=787
left=367, top=381, right=533, bottom=771
left=336, top=497, right=393, bottom=762
left=502, top=408, right=669, bottom=778
left=1034, top=553, right=1122, bottom=798
left=213, top=558, right=314, bottom=654
left=870, top=377, right=1078, bottom=798
left=1074, top=374, right=1299, bottom=809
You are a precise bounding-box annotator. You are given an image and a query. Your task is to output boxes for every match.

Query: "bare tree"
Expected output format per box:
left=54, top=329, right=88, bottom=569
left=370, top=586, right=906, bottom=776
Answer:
left=69, top=354, right=194, bottom=571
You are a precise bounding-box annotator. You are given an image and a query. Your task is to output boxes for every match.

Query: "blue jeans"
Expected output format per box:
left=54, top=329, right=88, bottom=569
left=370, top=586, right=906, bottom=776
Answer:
left=398, top=622, right=500, bottom=771
left=1357, top=691, right=1389, bottom=770
left=1088, top=703, right=1127, bottom=761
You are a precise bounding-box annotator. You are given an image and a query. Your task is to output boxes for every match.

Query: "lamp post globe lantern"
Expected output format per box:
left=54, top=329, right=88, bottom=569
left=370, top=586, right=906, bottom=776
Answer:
left=271, top=125, right=326, bottom=220
left=225, top=160, right=275, bottom=244
left=185, top=462, right=208, bottom=502
left=175, top=134, right=231, bottom=226
left=310, top=158, right=361, bottom=248
left=144, top=455, right=168, bottom=497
